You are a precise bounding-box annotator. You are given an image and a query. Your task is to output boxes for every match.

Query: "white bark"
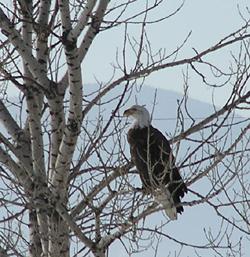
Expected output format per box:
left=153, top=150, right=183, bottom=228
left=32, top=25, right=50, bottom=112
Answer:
left=0, top=101, right=33, bottom=175
left=0, top=2, right=249, bottom=257
left=60, top=0, right=109, bottom=92
left=0, top=146, right=26, bottom=184
left=78, top=0, right=109, bottom=61
left=21, top=2, right=49, bottom=255
left=0, top=8, right=50, bottom=91
left=48, top=1, right=83, bottom=256
left=69, top=0, right=97, bottom=40
left=0, top=100, right=25, bottom=141
left=51, top=0, right=83, bottom=196
left=48, top=97, right=65, bottom=182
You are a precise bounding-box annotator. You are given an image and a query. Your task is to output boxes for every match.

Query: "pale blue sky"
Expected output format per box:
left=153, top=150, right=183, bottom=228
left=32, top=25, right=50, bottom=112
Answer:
left=1, top=0, right=249, bottom=109
left=0, top=1, right=249, bottom=256
left=84, top=0, right=250, bottom=111
left=83, top=3, right=250, bottom=255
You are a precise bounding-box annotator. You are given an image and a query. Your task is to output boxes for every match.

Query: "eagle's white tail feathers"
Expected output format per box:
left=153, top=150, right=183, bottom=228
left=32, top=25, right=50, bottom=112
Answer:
left=154, top=188, right=177, bottom=220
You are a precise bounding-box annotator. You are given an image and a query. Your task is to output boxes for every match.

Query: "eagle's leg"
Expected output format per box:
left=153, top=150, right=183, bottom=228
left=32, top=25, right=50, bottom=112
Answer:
left=141, top=185, right=153, bottom=195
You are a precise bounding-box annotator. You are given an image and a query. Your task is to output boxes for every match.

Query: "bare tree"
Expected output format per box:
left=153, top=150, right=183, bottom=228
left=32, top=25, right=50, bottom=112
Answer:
left=0, top=1, right=249, bottom=257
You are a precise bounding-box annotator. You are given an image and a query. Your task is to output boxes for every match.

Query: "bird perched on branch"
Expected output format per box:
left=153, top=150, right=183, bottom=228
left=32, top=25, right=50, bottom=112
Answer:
left=123, top=105, right=187, bottom=220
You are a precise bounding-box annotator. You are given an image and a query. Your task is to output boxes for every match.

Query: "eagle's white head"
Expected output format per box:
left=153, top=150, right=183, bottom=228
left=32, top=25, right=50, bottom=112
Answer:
left=123, top=105, right=151, bottom=128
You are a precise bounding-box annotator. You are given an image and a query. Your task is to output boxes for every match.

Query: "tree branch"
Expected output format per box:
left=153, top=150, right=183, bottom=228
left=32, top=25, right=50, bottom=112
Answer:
left=0, top=7, right=51, bottom=92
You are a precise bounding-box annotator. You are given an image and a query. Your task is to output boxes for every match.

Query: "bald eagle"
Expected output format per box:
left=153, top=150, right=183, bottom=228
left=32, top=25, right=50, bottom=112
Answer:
left=123, top=105, right=187, bottom=220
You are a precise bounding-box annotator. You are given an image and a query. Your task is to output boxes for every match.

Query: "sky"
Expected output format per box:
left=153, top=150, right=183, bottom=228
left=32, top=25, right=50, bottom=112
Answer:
left=1, top=0, right=249, bottom=110
left=83, top=0, right=250, bottom=112
left=0, top=1, right=249, bottom=256
left=71, top=2, right=250, bottom=256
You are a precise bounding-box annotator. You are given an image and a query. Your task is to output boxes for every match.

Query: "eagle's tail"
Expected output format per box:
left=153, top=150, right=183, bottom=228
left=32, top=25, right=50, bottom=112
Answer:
left=153, top=188, right=177, bottom=220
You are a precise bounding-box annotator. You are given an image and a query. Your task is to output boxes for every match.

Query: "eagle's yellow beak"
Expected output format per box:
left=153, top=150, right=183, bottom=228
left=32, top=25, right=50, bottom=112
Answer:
left=123, top=108, right=135, bottom=117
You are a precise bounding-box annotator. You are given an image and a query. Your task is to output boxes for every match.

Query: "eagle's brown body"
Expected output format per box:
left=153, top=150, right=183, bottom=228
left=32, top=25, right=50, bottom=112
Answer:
left=127, top=125, right=187, bottom=215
